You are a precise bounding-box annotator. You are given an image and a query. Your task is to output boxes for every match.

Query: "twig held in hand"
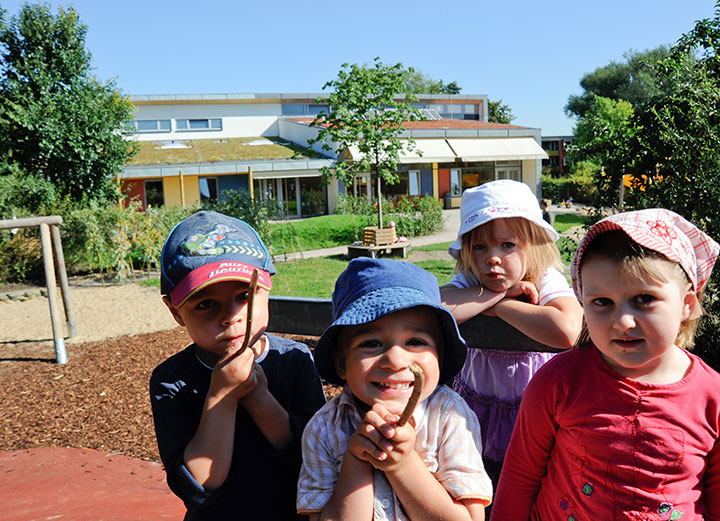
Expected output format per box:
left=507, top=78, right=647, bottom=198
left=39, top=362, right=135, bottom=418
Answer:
left=217, top=269, right=259, bottom=368
left=397, top=363, right=424, bottom=426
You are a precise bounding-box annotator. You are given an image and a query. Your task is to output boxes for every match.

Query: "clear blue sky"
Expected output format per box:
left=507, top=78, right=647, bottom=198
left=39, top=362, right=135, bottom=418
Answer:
left=2, top=0, right=716, bottom=135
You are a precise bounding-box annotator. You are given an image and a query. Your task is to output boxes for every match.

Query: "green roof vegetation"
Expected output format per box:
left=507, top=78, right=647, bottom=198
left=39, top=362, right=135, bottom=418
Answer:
left=128, top=137, right=315, bottom=166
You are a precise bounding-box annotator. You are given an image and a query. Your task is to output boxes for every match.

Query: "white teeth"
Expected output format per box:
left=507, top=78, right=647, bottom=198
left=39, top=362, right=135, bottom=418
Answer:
left=377, top=382, right=412, bottom=389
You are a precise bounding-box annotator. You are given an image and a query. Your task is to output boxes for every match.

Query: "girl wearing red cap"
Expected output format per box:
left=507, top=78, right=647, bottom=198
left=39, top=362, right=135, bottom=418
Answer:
left=492, top=208, right=720, bottom=520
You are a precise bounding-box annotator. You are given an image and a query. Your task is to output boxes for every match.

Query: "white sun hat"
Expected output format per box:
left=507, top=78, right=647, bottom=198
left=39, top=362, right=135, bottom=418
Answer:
left=448, top=179, right=559, bottom=259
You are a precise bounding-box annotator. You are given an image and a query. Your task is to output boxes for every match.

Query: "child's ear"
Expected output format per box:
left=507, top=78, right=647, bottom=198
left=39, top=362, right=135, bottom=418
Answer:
left=683, top=290, right=701, bottom=321
left=162, top=295, right=186, bottom=326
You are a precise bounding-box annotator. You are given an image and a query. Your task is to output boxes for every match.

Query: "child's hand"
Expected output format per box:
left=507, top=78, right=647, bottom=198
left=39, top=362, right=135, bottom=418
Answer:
left=348, top=403, right=417, bottom=473
left=505, top=281, right=539, bottom=304
left=209, top=342, right=260, bottom=401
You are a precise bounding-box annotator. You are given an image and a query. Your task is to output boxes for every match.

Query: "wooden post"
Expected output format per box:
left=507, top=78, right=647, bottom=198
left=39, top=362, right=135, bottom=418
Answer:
left=179, top=170, right=186, bottom=206
left=0, top=215, right=74, bottom=363
left=39, top=223, right=67, bottom=364
left=50, top=224, right=78, bottom=337
left=248, top=166, right=254, bottom=200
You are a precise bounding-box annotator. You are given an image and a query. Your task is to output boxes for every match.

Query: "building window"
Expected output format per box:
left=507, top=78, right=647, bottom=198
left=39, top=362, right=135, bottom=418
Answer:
left=282, top=104, right=305, bottom=116
left=144, top=179, right=164, bottom=208
left=495, top=161, right=522, bottom=182
left=450, top=169, right=461, bottom=196
left=199, top=177, right=218, bottom=201
left=126, top=119, right=171, bottom=133
left=176, top=118, right=222, bottom=131
left=408, top=171, right=420, bottom=195
left=281, top=103, right=329, bottom=116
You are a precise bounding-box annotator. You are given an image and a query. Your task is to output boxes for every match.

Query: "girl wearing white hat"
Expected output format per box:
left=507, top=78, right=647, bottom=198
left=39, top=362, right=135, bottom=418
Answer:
left=440, top=179, right=583, bottom=485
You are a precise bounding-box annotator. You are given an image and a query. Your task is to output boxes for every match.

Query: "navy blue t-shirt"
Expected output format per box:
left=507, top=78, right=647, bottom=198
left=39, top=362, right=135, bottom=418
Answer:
left=150, top=334, right=326, bottom=520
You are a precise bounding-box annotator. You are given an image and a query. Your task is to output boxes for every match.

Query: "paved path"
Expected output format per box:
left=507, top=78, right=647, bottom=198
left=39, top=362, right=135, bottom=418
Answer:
left=1, top=447, right=185, bottom=521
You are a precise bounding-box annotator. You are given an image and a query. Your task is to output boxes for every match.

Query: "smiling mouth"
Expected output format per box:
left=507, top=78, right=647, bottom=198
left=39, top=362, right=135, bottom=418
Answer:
left=373, top=381, right=413, bottom=391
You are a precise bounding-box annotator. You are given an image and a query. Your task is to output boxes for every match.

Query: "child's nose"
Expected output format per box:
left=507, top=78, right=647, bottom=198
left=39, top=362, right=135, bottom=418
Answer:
left=380, top=344, right=410, bottom=369
left=221, top=301, right=246, bottom=326
left=613, top=306, right=636, bottom=330
left=486, top=248, right=502, bottom=265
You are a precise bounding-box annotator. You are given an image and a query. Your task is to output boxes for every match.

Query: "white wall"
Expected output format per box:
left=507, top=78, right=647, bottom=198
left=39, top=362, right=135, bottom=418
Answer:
left=131, top=102, right=283, bottom=141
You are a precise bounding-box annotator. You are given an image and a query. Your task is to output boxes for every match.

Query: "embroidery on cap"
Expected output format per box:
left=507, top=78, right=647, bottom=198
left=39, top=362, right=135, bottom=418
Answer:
left=646, top=219, right=678, bottom=246
left=181, top=224, right=263, bottom=258
left=580, top=483, right=594, bottom=496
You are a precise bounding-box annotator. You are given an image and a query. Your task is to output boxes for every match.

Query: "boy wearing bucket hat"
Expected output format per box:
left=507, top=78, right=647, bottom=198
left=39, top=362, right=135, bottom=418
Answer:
left=440, top=179, right=583, bottom=488
left=297, top=258, right=492, bottom=521
left=492, top=208, right=720, bottom=520
left=150, top=211, right=325, bottom=520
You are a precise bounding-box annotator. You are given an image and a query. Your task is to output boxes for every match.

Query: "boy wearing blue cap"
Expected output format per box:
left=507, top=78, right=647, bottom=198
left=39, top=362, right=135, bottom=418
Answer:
left=150, top=211, right=326, bottom=520
left=297, top=258, right=492, bottom=521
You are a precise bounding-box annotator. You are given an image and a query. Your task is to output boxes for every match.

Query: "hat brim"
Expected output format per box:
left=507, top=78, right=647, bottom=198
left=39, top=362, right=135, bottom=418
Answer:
left=314, top=287, right=467, bottom=387
left=170, top=261, right=272, bottom=307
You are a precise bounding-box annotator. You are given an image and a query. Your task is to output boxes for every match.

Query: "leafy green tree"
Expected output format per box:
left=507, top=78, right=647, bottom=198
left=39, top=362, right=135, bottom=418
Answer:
left=309, top=58, right=423, bottom=229
left=0, top=3, right=135, bottom=204
left=404, top=69, right=461, bottom=94
left=570, top=96, right=639, bottom=209
left=565, top=47, right=671, bottom=119
left=488, top=99, right=516, bottom=124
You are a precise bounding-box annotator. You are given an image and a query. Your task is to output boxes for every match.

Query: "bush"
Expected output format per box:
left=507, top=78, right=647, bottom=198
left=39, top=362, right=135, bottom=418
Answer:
left=541, top=161, right=598, bottom=204
left=335, top=193, right=444, bottom=238
left=202, top=189, right=278, bottom=246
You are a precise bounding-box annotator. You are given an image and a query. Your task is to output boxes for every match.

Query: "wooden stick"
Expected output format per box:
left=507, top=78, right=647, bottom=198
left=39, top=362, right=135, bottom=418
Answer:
left=217, top=269, right=259, bottom=368
left=397, top=363, right=424, bottom=426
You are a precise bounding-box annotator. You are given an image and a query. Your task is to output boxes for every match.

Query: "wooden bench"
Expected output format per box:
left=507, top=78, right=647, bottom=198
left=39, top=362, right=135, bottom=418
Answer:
left=346, top=241, right=412, bottom=259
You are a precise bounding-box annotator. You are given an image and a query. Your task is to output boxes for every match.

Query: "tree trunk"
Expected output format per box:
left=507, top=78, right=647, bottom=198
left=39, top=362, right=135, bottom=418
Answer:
left=376, top=170, right=383, bottom=229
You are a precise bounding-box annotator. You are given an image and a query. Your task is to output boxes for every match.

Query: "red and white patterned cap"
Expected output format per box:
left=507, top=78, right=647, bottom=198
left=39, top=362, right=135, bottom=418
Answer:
left=571, top=208, right=719, bottom=298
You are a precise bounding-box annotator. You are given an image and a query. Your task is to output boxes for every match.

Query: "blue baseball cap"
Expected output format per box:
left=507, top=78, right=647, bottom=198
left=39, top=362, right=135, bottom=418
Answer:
left=314, top=258, right=467, bottom=387
left=161, top=211, right=275, bottom=307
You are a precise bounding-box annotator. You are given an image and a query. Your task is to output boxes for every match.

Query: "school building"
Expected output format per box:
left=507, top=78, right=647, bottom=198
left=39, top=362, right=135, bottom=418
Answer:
left=120, top=93, right=548, bottom=216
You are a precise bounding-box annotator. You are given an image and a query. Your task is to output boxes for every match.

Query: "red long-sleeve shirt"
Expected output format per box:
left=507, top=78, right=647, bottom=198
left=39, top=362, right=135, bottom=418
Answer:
left=491, top=345, right=720, bottom=521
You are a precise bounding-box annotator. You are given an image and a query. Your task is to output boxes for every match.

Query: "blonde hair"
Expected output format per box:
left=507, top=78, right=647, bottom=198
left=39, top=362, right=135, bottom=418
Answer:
left=456, top=217, right=562, bottom=286
left=575, top=230, right=700, bottom=349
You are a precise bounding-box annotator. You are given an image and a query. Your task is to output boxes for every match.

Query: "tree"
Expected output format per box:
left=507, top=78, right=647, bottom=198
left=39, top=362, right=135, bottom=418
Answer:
left=404, top=69, right=462, bottom=94
left=0, top=3, right=135, bottom=204
left=565, top=47, right=672, bottom=119
left=568, top=1, right=720, bottom=369
left=488, top=99, right=516, bottom=124
left=309, top=58, right=423, bottom=229
left=570, top=95, right=640, bottom=209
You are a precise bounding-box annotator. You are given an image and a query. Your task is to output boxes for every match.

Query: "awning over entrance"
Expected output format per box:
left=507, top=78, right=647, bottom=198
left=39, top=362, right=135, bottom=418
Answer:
left=347, top=139, right=456, bottom=164
left=347, top=137, right=547, bottom=164
left=446, top=137, right=548, bottom=162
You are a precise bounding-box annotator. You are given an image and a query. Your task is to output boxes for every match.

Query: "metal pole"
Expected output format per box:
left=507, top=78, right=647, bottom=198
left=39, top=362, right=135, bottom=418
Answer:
left=40, top=223, right=67, bottom=364
left=50, top=224, right=78, bottom=338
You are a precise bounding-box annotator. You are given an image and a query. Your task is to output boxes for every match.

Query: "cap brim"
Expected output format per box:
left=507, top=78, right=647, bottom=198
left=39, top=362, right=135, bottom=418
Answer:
left=170, top=261, right=272, bottom=307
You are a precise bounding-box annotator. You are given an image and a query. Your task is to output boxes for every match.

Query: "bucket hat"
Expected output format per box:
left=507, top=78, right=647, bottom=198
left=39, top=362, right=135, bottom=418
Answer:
left=571, top=208, right=719, bottom=298
left=448, top=179, right=558, bottom=259
left=161, top=211, right=275, bottom=307
left=314, top=258, right=467, bottom=387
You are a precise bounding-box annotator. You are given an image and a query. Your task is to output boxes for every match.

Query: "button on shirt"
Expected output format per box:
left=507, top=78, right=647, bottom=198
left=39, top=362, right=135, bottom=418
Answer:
left=298, top=385, right=493, bottom=520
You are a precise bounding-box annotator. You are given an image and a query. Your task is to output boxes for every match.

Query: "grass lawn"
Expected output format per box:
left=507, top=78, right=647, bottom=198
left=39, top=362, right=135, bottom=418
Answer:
left=269, top=214, right=373, bottom=255
left=553, top=213, right=588, bottom=233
